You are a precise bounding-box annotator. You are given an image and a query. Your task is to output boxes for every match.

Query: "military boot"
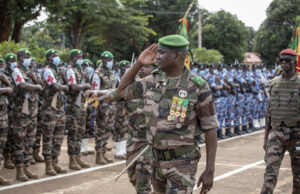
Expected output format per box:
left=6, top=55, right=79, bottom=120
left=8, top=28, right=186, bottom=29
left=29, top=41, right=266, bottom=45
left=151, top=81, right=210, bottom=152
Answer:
left=248, top=122, right=255, bottom=131
left=234, top=126, right=244, bottom=135
left=96, top=151, right=107, bottom=165
left=76, top=154, right=90, bottom=168
left=102, top=151, right=114, bottom=163
left=52, top=159, right=67, bottom=174
left=16, top=164, right=28, bottom=181
left=217, top=130, right=228, bottom=140
left=69, top=155, right=81, bottom=170
left=225, top=128, right=235, bottom=137
left=24, top=163, right=39, bottom=179
left=0, top=176, right=10, bottom=185
left=195, top=135, right=205, bottom=144
left=45, top=160, right=56, bottom=176
left=4, top=154, right=15, bottom=169
left=33, top=149, right=44, bottom=163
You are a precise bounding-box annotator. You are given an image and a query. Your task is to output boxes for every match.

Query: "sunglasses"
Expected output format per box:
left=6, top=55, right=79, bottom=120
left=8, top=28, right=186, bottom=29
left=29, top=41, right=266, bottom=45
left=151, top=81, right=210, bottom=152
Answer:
left=279, top=57, right=292, bottom=63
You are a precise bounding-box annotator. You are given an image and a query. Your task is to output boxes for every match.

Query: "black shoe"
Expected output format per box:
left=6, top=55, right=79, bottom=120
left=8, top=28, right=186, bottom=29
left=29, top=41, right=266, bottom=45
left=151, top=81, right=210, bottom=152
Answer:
left=225, top=128, right=236, bottom=137
left=248, top=122, right=254, bottom=131
left=217, top=130, right=228, bottom=139
left=195, top=135, right=205, bottom=144
left=242, top=125, right=252, bottom=133
left=234, top=126, right=244, bottom=135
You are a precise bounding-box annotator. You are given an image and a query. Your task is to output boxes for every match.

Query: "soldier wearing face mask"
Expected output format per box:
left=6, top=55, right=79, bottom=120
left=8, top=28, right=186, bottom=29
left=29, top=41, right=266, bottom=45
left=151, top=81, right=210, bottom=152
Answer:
left=12, top=48, right=43, bottom=181
left=65, top=49, right=91, bottom=170
left=41, top=49, right=69, bottom=176
left=3, top=53, right=17, bottom=170
left=92, top=51, right=117, bottom=165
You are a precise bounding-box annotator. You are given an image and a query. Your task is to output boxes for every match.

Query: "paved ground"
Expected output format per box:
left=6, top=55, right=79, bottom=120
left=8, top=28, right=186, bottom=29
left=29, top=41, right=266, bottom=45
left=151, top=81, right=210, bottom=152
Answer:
left=0, top=129, right=293, bottom=194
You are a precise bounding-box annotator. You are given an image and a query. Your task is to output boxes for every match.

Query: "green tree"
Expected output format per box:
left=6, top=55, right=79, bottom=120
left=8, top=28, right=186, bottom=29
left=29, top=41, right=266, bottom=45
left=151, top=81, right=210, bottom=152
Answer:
left=192, top=48, right=224, bottom=64
left=201, top=10, right=250, bottom=63
left=0, top=41, right=27, bottom=57
left=254, top=0, right=300, bottom=64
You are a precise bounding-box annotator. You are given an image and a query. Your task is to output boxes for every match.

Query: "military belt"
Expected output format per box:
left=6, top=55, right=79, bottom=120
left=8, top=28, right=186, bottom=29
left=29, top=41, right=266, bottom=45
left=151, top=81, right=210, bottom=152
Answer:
left=279, top=121, right=300, bottom=128
left=152, top=145, right=195, bottom=161
left=130, top=128, right=147, bottom=138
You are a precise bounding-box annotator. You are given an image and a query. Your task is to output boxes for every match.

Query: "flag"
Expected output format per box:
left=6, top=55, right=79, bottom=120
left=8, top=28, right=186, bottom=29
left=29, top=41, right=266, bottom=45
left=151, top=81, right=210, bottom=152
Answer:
left=177, top=18, right=191, bottom=69
left=289, top=25, right=300, bottom=72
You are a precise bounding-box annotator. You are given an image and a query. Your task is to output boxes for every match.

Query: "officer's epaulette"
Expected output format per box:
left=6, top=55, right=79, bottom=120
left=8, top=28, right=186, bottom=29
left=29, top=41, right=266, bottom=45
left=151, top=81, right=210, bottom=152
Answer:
left=190, top=75, right=205, bottom=86
left=151, top=69, right=160, bottom=74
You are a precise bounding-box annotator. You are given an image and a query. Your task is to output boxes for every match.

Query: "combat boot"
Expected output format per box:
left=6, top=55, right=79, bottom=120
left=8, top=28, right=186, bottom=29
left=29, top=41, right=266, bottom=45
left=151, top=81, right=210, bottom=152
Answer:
left=242, top=125, right=252, bottom=133
left=33, top=149, right=44, bottom=163
left=16, top=164, right=28, bottom=181
left=195, top=135, right=205, bottom=144
left=248, top=122, right=254, bottom=131
left=76, top=154, right=90, bottom=168
left=69, top=155, right=81, bottom=170
left=217, top=130, right=228, bottom=140
left=234, top=126, right=244, bottom=135
left=4, top=154, right=15, bottom=169
left=0, top=176, right=10, bottom=185
left=45, top=160, right=56, bottom=176
left=102, top=151, right=114, bottom=163
left=52, top=159, right=67, bottom=174
left=96, top=151, right=107, bottom=165
left=225, top=128, right=235, bottom=137
left=104, top=144, right=112, bottom=152
left=24, top=163, right=39, bottom=179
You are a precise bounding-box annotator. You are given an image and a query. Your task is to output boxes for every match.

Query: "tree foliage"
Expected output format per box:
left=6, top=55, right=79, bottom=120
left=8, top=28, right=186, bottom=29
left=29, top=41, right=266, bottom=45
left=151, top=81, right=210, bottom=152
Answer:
left=192, top=48, right=224, bottom=64
left=254, top=0, right=300, bottom=65
left=201, top=10, right=250, bottom=63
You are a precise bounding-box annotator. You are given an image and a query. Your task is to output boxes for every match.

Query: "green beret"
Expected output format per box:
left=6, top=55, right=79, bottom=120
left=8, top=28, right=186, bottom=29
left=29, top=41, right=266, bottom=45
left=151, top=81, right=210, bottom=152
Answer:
left=83, top=59, right=93, bottom=66
left=5, top=53, right=17, bottom=60
left=158, top=34, right=189, bottom=50
left=17, top=48, right=31, bottom=56
left=31, top=57, right=36, bottom=61
left=45, top=49, right=58, bottom=57
left=118, top=60, right=130, bottom=67
left=70, top=49, right=82, bottom=56
left=0, top=58, right=5, bottom=63
left=101, top=51, right=114, bottom=59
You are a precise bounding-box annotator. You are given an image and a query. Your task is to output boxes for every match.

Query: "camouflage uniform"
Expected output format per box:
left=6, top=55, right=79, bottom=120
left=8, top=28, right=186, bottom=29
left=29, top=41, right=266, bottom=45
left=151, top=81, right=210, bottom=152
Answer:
left=66, top=65, right=87, bottom=156
left=3, top=68, right=14, bottom=159
left=113, top=100, right=128, bottom=142
left=262, top=74, right=300, bottom=194
left=0, top=80, right=9, bottom=162
left=12, top=66, right=38, bottom=165
left=121, top=68, right=218, bottom=193
left=115, top=80, right=152, bottom=193
left=94, top=69, right=116, bottom=152
left=41, top=65, right=66, bottom=160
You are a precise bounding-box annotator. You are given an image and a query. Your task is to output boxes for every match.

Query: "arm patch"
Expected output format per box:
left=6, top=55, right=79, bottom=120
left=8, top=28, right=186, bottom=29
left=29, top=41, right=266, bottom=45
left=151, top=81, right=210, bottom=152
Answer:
left=191, top=76, right=205, bottom=86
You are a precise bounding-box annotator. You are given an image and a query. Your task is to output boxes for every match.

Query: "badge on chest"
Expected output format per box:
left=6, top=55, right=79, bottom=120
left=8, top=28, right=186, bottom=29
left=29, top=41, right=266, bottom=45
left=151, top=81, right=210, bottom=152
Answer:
left=167, top=94, right=189, bottom=128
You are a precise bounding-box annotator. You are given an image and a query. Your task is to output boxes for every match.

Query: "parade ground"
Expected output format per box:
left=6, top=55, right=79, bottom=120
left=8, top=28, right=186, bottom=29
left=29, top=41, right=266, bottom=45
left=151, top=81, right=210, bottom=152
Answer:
left=0, top=129, right=292, bottom=194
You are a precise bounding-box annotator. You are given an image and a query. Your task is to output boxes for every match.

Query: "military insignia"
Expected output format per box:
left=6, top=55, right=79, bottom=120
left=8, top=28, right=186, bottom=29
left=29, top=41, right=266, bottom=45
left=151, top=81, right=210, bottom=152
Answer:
left=179, top=117, right=185, bottom=123
left=10, top=56, right=13, bottom=59
left=105, top=54, right=108, bottom=57
left=179, top=90, right=187, bottom=98
left=167, top=115, right=172, bottom=121
left=191, top=76, right=205, bottom=86
left=92, top=73, right=101, bottom=90
left=176, top=123, right=182, bottom=129
left=181, top=113, right=186, bottom=118
left=12, top=68, right=24, bottom=86
left=175, top=112, right=180, bottom=117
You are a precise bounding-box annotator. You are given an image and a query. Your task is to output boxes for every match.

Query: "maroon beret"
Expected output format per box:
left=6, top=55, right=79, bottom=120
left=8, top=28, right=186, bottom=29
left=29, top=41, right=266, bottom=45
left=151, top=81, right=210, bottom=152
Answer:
left=280, top=49, right=298, bottom=56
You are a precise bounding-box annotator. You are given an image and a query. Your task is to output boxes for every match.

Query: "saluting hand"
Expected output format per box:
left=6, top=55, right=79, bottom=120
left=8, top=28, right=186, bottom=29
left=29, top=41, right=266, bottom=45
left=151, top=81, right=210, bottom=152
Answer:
left=138, top=44, right=158, bottom=66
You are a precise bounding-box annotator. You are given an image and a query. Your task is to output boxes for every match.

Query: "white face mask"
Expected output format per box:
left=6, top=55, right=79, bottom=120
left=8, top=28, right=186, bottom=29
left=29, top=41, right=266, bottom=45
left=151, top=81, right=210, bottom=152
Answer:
left=52, top=56, right=61, bottom=66
left=23, top=58, right=31, bottom=67
left=10, top=62, right=17, bottom=70
left=76, top=59, right=83, bottom=66
left=106, top=61, right=113, bottom=70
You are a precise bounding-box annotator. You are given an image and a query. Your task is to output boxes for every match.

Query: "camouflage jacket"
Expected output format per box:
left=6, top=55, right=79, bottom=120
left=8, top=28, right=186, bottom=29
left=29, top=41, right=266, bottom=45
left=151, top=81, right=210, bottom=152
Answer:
left=99, top=69, right=117, bottom=90
left=12, top=66, right=38, bottom=117
left=121, top=68, right=218, bottom=150
left=66, top=65, right=86, bottom=105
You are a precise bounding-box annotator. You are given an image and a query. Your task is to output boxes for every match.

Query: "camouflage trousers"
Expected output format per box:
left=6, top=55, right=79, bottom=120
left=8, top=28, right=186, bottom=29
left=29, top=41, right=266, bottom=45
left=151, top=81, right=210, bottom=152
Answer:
left=127, top=143, right=152, bottom=194
left=41, top=107, right=65, bottom=160
left=13, top=114, right=37, bottom=165
left=95, top=102, right=115, bottom=152
left=66, top=104, right=86, bottom=156
left=3, top=110, right=13, bottom=156
left=151, top=149, right=200, bottom=194
left=261, top=126, right=300, bottom=194
left=85, top=107, right=96, bottom=138
left=33, top=111, right=43, bottom=150
left=113, top=102, right=128, bottom=142
left=0, top=113, right=8, bottom=161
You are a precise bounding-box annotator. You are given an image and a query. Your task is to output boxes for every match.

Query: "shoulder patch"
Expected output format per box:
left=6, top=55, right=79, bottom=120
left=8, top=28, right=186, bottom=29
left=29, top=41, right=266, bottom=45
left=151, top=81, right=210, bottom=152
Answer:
left=190, top=76, right=205, bottom=86
left=151, top=69, right=160, bottom=74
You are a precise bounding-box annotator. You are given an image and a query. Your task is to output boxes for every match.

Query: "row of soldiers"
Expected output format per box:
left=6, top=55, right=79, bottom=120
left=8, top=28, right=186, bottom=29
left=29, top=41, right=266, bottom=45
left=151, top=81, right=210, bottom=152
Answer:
left=190, top=62, right=275, bottom=140
left=0, top=48, right=132, bottom=185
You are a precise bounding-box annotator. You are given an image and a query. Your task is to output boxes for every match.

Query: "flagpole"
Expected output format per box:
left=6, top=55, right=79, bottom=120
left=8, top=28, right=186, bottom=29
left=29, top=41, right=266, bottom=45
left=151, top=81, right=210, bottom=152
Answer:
left=183, top=0, right=195, bottom=19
